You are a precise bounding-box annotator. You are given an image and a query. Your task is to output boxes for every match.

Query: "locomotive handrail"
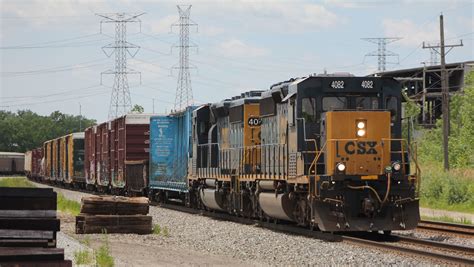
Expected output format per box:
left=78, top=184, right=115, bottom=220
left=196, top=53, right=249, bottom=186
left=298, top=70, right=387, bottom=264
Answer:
left=382, top=138, right=421, bottom=197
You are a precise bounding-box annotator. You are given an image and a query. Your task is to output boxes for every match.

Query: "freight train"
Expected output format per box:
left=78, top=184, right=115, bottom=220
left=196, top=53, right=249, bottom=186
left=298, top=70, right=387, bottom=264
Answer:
left=25, top=75, right=421, bottom=232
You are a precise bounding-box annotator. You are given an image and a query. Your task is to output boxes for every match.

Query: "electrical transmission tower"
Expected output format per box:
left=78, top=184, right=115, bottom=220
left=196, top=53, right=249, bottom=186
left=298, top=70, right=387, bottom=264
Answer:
left=424, top=43, right=440, bottom=65
left=362, top=37, right=402, bottom=72
left=97, top=12, right=144, bottom=119
left=423, top=14, right=463, bottom=171
left=172, top=5, right=197, bottom=112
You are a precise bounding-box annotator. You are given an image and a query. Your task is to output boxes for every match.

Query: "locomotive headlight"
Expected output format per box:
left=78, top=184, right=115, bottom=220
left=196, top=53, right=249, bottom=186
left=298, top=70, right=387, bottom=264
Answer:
left=356, top=120, right=367, bottom=137
left=336, top=162, right=346, bottom=172
left=357, top=129, right=366, bottom=137
left=392, top=162, right=401, bottom=172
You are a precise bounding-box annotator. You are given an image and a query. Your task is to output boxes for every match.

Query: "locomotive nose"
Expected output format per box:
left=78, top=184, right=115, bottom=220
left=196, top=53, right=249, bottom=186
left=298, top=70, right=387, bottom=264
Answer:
left=362, top=197, right=376, bottom=217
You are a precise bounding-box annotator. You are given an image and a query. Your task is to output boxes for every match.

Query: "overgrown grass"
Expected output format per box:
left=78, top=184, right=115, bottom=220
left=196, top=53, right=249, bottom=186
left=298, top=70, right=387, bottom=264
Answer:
left=419, top=163, right=474, bottom=214
left=74, top=249, right=94, bottom=265
left=0, top=176, right=81, bottom=215
left=421, top=215, right=472, bottom=225
left=153, top=224, right=170, bottom=237
left=153, top=224, right=161, bottom=235
left=57, top=192, right=81, bottom=216
left=0, top=177, right=34, bottom=187
left=95, top=233, right=114, bottom=267
left=74, top=234, right=114, bottom=266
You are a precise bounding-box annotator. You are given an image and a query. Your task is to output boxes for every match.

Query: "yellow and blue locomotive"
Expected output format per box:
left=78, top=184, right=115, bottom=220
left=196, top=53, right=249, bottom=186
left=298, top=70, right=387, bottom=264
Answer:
left=188, top=75, right=420, bottom=232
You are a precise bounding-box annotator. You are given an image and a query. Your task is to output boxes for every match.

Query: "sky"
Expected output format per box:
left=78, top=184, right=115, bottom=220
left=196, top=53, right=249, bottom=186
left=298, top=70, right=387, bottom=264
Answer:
left=1, top=0, right=473, bottom=122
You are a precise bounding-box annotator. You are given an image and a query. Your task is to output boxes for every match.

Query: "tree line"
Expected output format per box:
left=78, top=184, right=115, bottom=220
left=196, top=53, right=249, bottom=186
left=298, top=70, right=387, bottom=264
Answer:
left=0, top=110, right=96, bottom=153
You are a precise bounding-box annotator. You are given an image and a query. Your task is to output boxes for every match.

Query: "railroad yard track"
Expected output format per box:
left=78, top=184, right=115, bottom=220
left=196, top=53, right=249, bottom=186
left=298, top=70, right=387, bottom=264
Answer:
left=156, top=202, right=474, bottom=265
left=417, top=220, right=474, bottom=236
left=26, top=180, right=474, bottom=265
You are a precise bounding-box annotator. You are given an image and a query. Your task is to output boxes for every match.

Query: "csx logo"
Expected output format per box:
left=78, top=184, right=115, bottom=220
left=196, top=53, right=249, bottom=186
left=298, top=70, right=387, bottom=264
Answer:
left=336, top=141, right=378, bottom=155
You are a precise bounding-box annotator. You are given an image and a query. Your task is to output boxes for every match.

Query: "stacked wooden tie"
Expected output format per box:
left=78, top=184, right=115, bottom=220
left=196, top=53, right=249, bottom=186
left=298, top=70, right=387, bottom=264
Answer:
left=0, top=187, right=71, bottom=266
left=76, top=196, right=152, bottom=234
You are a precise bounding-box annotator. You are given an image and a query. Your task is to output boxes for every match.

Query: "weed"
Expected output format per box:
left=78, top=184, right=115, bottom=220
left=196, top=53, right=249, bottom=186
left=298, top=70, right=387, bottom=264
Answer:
left=57, top=192, right=81, bottom=216
left=80, top=236, right=91, bottom=246
left=162, top=226, right=170, bottom=237
left=0, top=177, right=34, bottom=187
left=95, top=233, right=114, bottom=267
left=421, top=215, right=472, bottom=225
left=74, top=249, right=94, bottom=265
left=153, top=224, right=161, bottom=235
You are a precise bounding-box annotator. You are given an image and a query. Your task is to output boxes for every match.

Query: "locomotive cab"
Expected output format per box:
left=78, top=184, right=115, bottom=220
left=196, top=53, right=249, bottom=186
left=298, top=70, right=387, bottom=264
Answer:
left=291, top=76, right=420, bottom=232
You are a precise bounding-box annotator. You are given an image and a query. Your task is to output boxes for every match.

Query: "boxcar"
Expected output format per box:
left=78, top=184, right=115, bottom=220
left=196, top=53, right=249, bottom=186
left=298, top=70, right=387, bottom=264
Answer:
left=149, top=107, right=195, bottom=199
left=96, top=122, right=111, bottom=189
left=84, top=126, right=97, bottom=188
left=62, top=133, right=85, bottom=186
left=0, top=152, right=25, bottom=175
left=24, top=151, right=32, bottom=177
left=31, top=148, right=43, bottom=180
left=110, top=114, right=152, bottom=194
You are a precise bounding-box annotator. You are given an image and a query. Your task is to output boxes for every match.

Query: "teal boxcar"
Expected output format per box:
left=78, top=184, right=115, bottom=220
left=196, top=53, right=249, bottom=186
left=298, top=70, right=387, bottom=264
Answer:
left=149, top=107, right=195, bottom=192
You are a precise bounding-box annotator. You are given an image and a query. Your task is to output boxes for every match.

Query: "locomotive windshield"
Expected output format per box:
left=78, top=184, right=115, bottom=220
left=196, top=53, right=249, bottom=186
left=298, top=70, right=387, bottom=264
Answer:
left=322, top=97, right=347, bottom=111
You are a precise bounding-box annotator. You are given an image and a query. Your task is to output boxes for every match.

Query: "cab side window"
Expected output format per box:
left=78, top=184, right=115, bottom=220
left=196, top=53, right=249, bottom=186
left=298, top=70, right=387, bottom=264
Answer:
left=301, top=98, right=317, bottom=122
left=386, top=97, right=398, bottom=121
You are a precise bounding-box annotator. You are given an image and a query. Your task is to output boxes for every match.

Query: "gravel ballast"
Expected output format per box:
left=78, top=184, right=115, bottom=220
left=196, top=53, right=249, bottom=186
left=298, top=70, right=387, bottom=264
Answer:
left=32, top=182, right=473, bottom=266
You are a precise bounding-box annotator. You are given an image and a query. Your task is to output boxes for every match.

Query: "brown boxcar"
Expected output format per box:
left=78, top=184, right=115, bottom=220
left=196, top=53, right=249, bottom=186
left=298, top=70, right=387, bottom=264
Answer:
left=97, top=122, right=111, bottom=188
left=31, top=147, right=43, bottom=179
left=110, top=114, right=151, bottom=194
left=85, top=126, right=97, bottom=186
left=43, top=141, right=51, bottom=179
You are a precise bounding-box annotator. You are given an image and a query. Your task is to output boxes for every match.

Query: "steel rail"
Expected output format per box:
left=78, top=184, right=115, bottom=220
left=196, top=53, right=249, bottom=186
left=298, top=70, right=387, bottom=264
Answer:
left=418, top=220, right=474, bottom=236
left=156, top=202, right=474, bottom=265
left=29, top=179, right=474, bottom=265
left=342, top=235, right=474, bottom=266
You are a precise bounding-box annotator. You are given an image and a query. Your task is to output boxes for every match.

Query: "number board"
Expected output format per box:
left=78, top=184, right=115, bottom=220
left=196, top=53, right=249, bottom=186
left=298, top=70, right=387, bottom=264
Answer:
left=361, top=80, right=374, bottom=89
left=247, top=117, right=262, bottom=126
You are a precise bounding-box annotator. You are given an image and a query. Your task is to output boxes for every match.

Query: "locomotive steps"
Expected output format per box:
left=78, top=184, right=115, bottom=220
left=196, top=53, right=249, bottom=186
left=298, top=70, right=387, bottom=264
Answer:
left=75, top=196, right=152, bottom=235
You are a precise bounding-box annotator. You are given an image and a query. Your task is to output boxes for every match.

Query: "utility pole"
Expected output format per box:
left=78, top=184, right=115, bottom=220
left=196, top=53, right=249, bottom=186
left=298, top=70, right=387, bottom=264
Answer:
left=152, top=98, right=155, bottom=113
left=362, top=37, right=402, bottom=72
left=79, top=102, right=82, bottom=132
left=97, top=12, right=144, bottom=119
left=172, top=5, right=198, bottom=112
left=422, top=14, right=463, bottom=171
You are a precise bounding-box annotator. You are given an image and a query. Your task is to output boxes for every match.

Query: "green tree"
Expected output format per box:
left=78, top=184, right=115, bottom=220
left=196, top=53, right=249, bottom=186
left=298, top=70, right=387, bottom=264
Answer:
left=418, top=71, right=474, bottom=168
left=0, top=110, right=96, bottom=152
left=131, top=104, right=144, bottom=114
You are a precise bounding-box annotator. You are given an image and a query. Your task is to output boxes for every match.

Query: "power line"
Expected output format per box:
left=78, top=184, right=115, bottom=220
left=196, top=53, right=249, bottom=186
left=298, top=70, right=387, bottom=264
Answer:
left=172, top=5, right=197, bottom=112
left=362, top=37, right=402, bottom=72
left=97, top=12, right=145, bottom=119
left=422, top=14, right=463, bottom=171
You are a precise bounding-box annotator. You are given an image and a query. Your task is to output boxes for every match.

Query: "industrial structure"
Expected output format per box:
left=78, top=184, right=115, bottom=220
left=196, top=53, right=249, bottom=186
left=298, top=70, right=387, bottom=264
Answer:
left=377, top=60, right=473, bottom=127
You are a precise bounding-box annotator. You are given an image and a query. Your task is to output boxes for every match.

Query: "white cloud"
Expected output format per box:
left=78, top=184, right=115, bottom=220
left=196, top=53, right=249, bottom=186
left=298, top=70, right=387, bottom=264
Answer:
left=190, top=1, right=343, bottom=32
left=383, top=19, right=439, bottom=46
left=148, top=15, right=177, bottom=34
left=215, top=39, right=268, bottom=58
left=1, top=0, right=111, bottom=26
left=240, top=1, right=341, bottom=30
left=199, top=25, right=225, bottom=37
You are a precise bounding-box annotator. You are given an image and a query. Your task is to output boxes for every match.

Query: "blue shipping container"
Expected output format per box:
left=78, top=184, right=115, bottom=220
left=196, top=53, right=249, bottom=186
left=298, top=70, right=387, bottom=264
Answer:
left=149, top=107, right=195, bottom=192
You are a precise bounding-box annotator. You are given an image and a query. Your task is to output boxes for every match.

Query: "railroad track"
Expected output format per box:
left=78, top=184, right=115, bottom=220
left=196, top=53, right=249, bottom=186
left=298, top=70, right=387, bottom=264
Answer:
left=29, top=180, right=474, bottom=265
left=156, top=202, right=474, bottom=265
left=418, top=220, right=474, bottom=236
